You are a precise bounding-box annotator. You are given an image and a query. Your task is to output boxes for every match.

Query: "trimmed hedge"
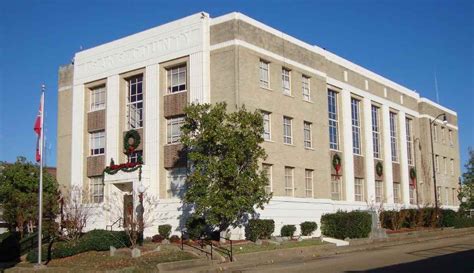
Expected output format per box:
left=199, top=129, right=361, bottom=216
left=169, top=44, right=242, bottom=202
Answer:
left=380, top=208, right=458, bottom=230
left=26, top=229, right=130, bottom=262
left=245, top=219, right=275, bottom=242
left=453, top=216, right=474, bottom=228
left=321, top=211, right=371, bottom=240
left=280, top=225, right=296, bottom=237
left=158, top=224, right=172, bottom=239
left=300, top=221, right=318, bottom=236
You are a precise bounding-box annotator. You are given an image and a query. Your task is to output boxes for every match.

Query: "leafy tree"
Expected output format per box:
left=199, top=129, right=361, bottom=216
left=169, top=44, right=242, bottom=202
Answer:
left=181, top=102, right=271, bottom=232
left=459, top=148, right=474, bottom=211
left=0, top=157, right=59, bottom=238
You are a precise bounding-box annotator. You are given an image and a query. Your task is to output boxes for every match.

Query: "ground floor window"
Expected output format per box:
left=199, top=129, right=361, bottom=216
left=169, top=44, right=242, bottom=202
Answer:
left=393, top=182, right=401, bottom=204
left=284, top=167, right=294, bottom=196
left=167, top=168, right=187, bottom=198
left=331, top=175, right=342, bottom=200
left=354, top=178, right=364, bottom=202
left=262, top=164, right=272, bottom=194
left=409, top=186, right=415, bottom=205
left=375, top=180, right=383, bottom=203
left=90, top=176, right=104, bottom=203
left=305, top=169, right=313, bottom=198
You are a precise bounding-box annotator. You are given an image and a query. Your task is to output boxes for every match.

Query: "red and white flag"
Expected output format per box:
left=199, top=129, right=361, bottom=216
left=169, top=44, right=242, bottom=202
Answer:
left=34, top=92, right=44, bottom=162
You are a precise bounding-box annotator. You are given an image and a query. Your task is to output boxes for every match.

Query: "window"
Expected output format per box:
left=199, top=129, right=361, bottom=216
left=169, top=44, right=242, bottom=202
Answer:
left=406, top=118, right=413, bottom=165
left=127, top=75, right=144, bottom=129
left=90, top=131, right=105, bottom=155
left=448, top=130, right=453, bottom=146
left=375, top=180, right=383, bottom=203
left=259, top=60, right=270, bottom=88
left=393, top=183, right=401, bottom=203
left=331, top=175, right=342, bottom=200
left=284, top=167, right=294, bottom=196
left=354, top=178, right=364, bottom=201
left=445, top=187, right=449, bottom=206
left=450, top=159, right=454, bottom=175
left=90, top=85, right=106, bottom=111
left=263, top=164, right=272, bottom=194
left=168, top=168, right=187, bottom=198
left=452, top=188, right=457, bottom=205
left=262, top=111, right=271, bottom=140
left=435, top=155, right=440, bottom=173
left=129, top=151, right=143, bottom=164
left=371, top=105, right=381, bottom=159
left=441, top=127, right=445, bottom=144
left=328, top=90, right=339, bottom=150
left=302, top=75, right=311, bottom=101
left=443, top=157, right=447, bottom=174
left=351, top=98, right=361, bottom=155
left=282, top=68, right=291, bottom=95
left=283, top=116, right=293, bottom=144
left=305, top=169, right=313, bottom=198
left=90, top=176, right=104, bottom=203
left=409, top=186, right=415, bottom=205
left=389, top=112, right=398, bottom=162
left=433, top=124, right=438, bottom=142
left=437, top=186, right=441, bottom=203
left=167, top=65, right=187, bottom=93
left=303, top=121, right=312, bottom=148
left=167, top=116, right=185, bottom=144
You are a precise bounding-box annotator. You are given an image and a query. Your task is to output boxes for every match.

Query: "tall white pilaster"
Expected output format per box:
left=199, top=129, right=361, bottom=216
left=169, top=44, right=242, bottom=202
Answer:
left=341, top=89, right=355, bottom=202
left=398, top=111, right=410, bottom=206
left=71, top=84, right=85, bottom=188
left=363, top=98, right=375, bottom=203
left=382, top=105, right=394, bottom=204
left=106, top=75, right=120, bottom=165
left=145, top=64, right=160, bottom=196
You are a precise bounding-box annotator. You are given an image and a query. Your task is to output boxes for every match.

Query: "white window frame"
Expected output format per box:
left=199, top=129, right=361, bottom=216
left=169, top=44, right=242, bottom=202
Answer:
left=283, top=116, right=293, bottom=144
left=263, top=164, right=272, bottom=194
left=305, top=169, right=313, bottom=198
left=262, top=111, right=271, bottom=141
left=448, top=129, right=453, bottom=146
left=435, top=155, right=440, bottom=173
left=375, top=180, right=383, bottom=203
left=259, top=60, right=270, bottom=88
left=409, top=186, right=415, bottom=205
left=443, top=157, right=447, bottom=174
left=354, top=178, right=364, bottom=202
left=90, top=176, right=104, bottom=203
left=406, top=118, right=414, bottom=165
left=167, top=64, right=187, bottom=93
left=328, top=90, right=339, bottom=150
left=282, top=68, right=291, bottom=95
left=450, top=159, right=454, bottom=175
left=437, top=186, right=441, bottom=203
left=351, top=98, right=362, bottom=155
left=129, top=150, right=143, bottom=164
left=389, top=112, right=398, bottom=162
left=90, top=130, right=105, bottom=156
left=371, top=105, right=381, bottom=159
left=167, top=167, right=187, bottom=198
left=126, top=75, right=144, bottom=129
left=284, top=167, right=294, bottom=197
left=441, top=127, right=445, bottom=144
left=303, top=121, right=312, bottom=148
left=445, top=187, right=449, bottom=206
left=167, top=116, right=185, bottom=144
left=90, top=85, right=106, bottom=112
left=393, top=183, right=401, bottom=204
left=302, top=75, right=311, bottom=101
left=433, top=124, right=438, bottom=142
left=331, top=175, right=342, bottom=200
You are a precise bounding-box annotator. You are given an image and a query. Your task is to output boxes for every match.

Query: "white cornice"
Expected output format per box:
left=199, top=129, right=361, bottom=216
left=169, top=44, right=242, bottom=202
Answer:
left=419, top=98, right=457, bottom=116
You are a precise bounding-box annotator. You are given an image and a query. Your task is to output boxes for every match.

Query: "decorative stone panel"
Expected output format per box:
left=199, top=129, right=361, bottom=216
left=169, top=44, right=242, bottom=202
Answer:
left=164, top=144, right=187, bottom=169
left=353, top=155, right=365, bottom=178
left=87, top=155, right=105, bottom=177
left=392, top=163, right=401, bottom=183
left=164, top=91, right=188, bottom=118
left=87, top=110, right=106, bottom=132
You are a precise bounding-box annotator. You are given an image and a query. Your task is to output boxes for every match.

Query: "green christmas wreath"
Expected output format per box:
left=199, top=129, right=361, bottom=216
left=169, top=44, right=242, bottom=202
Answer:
left=376, top=161, right=383, bottom=177
left=124, top=129, right=141, bottom=155
left=409, top=167, right=417, bottom=180
left=332, top=154, right=342, bottom=174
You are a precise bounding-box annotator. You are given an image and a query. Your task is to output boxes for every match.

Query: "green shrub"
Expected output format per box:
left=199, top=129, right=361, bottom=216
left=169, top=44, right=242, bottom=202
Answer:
left=245, top=219, right=275, bottom=242
left=280, top=225, right=296, bottom=237
left=170, top=235, right=180, bottom=243
left=321, top=211, right=371, bottom=239
left=26, top=229, right=130, bottom=263
left=0, top=232, right=20, bottom=262
left=440, top=209, right=457, bottom=227
left=158, top=224, right=172, bottom=239
left=401, top=209, right=418, bottom=228
left=453, top=216, right=474, bottom=228
left=300, top=221, right=318, bottom=236
left=185, top=216, right=207, bottom=240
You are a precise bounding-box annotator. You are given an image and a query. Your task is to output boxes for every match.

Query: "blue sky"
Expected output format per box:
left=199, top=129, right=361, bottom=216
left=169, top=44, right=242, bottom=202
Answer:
left=0, top=0, right=473, bottom=172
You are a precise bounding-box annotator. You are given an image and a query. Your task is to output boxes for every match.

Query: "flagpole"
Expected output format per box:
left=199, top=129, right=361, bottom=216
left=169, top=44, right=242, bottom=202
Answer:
left=37, top=84, right=45, bottom=266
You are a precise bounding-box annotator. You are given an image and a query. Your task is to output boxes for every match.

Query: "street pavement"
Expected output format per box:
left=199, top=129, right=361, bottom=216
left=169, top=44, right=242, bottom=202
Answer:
left=237, top=233, right=474, bottom=273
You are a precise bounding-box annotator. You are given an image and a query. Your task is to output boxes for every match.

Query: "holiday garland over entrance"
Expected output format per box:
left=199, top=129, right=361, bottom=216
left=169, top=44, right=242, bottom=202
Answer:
left=103, top=129, right=143, bottom=181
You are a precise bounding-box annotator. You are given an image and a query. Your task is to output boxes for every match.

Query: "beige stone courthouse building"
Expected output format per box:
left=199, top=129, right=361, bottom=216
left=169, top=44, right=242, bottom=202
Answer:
left=56, top=12, right=461, bottom=238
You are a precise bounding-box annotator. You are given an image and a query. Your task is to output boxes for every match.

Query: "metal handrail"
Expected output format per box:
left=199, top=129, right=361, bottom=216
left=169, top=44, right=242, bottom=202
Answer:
left=180, top=231, right=213, bottom=260
left=179, top=231, right=234, bottom=262
left=106, top=217, right=122, bottom=231
left=213, top=236, right=233, bottom=262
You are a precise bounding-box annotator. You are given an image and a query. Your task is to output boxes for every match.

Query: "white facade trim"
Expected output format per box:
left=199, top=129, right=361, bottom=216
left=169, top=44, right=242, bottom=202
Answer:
left=419, top=98, right=457, bottom=116
left=105, top=75, right=120, bottom=164
left=363, top=97, right=376, bottom=203
left=145, top=64, right=159, bottom=196
left=70, top=84, right=85, bottom=188
left=341, top=89, right=355, bottom=202
left=398, top=111, right=410, bottom=206
left=382, top=104, right=395, bottom=204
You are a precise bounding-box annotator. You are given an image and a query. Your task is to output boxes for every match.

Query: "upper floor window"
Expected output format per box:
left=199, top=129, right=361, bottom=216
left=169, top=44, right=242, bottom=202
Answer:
left=450, top=159, right=454, bottom=175
left=328, top=90, right=339, bottom=150
left=129, top=151, right=143, bottom=164
left=127, top=75, right=144, bottom=129
left=448, top=129, right=453, bottom=146
left=304, top=121, right=312, bottom=148
left=263, top=164, right=272, bottom=194
left=167, top=116, right=185, bottom=144
left=283, top=116, right=293, bottom=144
left=406, top=118, right=414, bottom=165
left=167, top=65, right=187, bottom=93
left=262, top=111, right=271, bottom=140
left=302, top=75, right=311, bottom=101
left=90, top=130, right=105, bottom=156
left=282, top=68, right=291, bottom=95
left=433, top=124, right=438, bottom=142
left=389, top=112, right=398, bottom=162
left=371, top=105, right=381, bottom=159
left=90, top=85, right=106, bottom=111
left=435, top=155, right=440, bottom=173
left=443, top=157, right=447, bottom=174
left=441, top=127, right=445, bottom=144
left=351, top=98, right=361, bottom=155
left=259, top=60, right=270, bottom=88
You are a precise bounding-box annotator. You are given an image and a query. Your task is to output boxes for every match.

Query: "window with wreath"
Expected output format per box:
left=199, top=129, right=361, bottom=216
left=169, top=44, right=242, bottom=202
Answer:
left=328, top=90, right=339, bottom=150
left=167, top=64, right=187, bottom=93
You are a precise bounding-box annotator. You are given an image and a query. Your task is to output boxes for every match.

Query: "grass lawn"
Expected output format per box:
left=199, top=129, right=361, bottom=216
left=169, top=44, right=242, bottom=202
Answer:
left=15, top=245, right=195, bottom=272
left=233, top=238, right=327, bottom=255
